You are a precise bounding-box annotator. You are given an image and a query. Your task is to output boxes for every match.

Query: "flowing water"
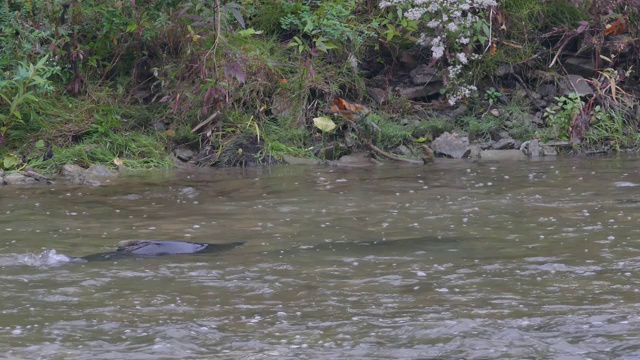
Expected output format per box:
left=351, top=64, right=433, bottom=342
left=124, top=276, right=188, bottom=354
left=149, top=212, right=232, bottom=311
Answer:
left=2, top=155, right=640, bottom=359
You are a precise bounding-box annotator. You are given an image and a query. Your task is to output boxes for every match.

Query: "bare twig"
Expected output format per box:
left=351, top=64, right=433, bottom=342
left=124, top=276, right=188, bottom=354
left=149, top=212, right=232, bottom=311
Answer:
left=549, top=32, right=579, bottom=68
left=203, top=0, right=222, bottom=76
left=512, top=73, right=545, bottom=113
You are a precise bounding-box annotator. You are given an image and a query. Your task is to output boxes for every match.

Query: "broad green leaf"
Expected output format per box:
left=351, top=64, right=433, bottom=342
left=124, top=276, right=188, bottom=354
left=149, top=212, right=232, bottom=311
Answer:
left=482, top=23, right=490, bottom=37
left=126, top=22, right=139, bottom=32
left=227, top=5, right=245, bottom=29
left=36, top=55, right=49, bottom=68
left=303, top=19, right=314, bottom=33
left=237, top=28, right=262, bottom=37
left=23, top=94, right=38, bottom=102
left=287, top=37, right=302, bottom=47
left=316, top=40, right=328, bottom=53
left=3, top=154, right=21, bottom=169
left=35, top=139, right=45, bottom=148
left=313, top=117, right=336, bottom=133
left=17, top=66, right=29, bottom=79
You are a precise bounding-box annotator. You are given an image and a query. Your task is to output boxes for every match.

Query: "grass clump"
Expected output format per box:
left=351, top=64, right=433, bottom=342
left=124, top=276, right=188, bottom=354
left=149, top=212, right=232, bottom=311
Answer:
left=457, top=115, right=501, bottom=141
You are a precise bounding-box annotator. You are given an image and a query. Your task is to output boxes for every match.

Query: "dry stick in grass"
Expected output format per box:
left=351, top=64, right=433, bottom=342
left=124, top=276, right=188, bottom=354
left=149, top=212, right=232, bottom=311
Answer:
left=343, top=119, right=428, bottom=165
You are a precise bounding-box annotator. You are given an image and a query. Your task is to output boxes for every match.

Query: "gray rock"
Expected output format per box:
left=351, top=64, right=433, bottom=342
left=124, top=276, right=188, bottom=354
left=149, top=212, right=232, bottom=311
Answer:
left=174, top=147, right=194, bottom=162
left=83, top=179, right=103, bottom=187
left=565, top=57, right=595, bottom=77
left=4, top=173, right=38, bottom=185
left=480, top=149, right=527, bottom=161
left=85, top=164, right=116, bottom=177
left=542, top=145, right=558, bottom=156
left=178, top=187, right=199, bottom=198
left=450, top=105, right=467, bottom=118
left=560, top=75, right=593, bottom=96
left=468, top=144, right=482, bottom=159
left=316, top=143, right=339, bottom=160
left=478, top=140, right=495, bottom=150
left=534, top=99, right=548, bottom=108
left=431, top=132, right=471, bottom=159
left=61, top=164, right=107, bottom=186
left=23, top=169, right=50, bottom=183
left=526, top=113, right=544, bottom=125
left=366, top=87, right=388, bottom=104
left=537, top=84, right=556, bottom=99
left=492, top=138, right=521, bottom=150
left=529, top=139, right=540, bottom=158
left=539, top=140, right=573, bottom=156
left=395, top=145, right=412, bottom=156
left=398, top=83, right=442, bottom=99
left=333, top=152, right=375, bottom=167
left=543, top=140, right=573, bottom=147
left=61, top=164, right=86, bottom=183
left=410, top=64, right=439, bottom=85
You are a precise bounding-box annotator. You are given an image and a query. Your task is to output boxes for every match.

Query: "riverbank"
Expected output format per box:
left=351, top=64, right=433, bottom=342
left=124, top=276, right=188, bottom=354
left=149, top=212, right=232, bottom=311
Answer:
left=2, top=1, right=639, bottom=175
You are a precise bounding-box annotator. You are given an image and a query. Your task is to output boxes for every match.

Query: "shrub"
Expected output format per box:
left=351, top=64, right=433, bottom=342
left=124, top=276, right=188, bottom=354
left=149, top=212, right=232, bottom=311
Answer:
left=379, top=0, right=496, bottom=105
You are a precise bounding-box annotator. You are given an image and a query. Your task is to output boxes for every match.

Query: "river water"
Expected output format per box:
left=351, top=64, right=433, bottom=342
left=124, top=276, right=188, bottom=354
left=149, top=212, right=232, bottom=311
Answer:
left=2, top=155, right=640, bottom=359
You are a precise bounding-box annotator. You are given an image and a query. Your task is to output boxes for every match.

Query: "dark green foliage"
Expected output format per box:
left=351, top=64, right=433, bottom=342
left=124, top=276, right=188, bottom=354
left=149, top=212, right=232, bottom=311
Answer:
left=279, top=0, right=359, bottom=43
left=2, top=0, right=640, bottom=171
left=457, top=115, right=502, bottom=140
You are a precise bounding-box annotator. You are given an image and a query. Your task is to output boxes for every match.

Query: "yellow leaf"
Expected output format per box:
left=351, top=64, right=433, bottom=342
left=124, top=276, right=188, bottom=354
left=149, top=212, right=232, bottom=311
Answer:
left=313, top=117, right=336, bottom=133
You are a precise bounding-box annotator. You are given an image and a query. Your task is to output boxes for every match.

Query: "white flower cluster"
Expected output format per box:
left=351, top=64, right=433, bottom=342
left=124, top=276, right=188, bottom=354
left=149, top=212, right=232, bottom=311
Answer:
left=448, top=84, right=477, bottom=106
left=380, top=0, right=497, bottom=105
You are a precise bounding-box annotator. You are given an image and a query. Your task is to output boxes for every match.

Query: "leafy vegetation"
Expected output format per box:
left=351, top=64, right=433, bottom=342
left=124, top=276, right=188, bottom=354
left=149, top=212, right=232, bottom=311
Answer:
left=2, top=0, right=640, bottom=174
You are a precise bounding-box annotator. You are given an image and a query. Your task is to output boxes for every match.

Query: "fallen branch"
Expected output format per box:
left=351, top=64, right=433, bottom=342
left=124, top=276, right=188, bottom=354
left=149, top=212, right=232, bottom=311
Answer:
left=549, top=31, right=579, bottom=68
left=366, top=142, right=426, bottom=165
left=512, top=73, right=545, bottom=113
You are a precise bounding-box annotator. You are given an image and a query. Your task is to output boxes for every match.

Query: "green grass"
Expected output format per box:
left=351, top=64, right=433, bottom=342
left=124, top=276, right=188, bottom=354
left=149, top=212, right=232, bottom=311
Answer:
left=263, top=115, right=313, bottom=159
left=584, top=109, right=639, bottom=151
left=457, top=115, right=501, bottom=140
left=26, top=131, right=172, bottom=174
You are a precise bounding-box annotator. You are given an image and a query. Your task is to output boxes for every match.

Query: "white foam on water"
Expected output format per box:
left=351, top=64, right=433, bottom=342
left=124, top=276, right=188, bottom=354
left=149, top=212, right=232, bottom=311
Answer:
left=0, top=249, right=73, bottom=268
left=615, top=181, right=638, bottom=187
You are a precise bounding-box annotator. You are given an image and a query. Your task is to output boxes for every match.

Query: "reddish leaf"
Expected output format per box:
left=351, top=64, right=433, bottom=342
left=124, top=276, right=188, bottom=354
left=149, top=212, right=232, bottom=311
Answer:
left=170, top=96, right=180, bottom=114
left=604, top=18, right=626, bottom=36
left=576, top=21, right=589, bottom=34
left=330, top=98, right=368, bottom=120
left=226, top=3, right=245, bottom=29
left=224, top=61, right=246, bottom=84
